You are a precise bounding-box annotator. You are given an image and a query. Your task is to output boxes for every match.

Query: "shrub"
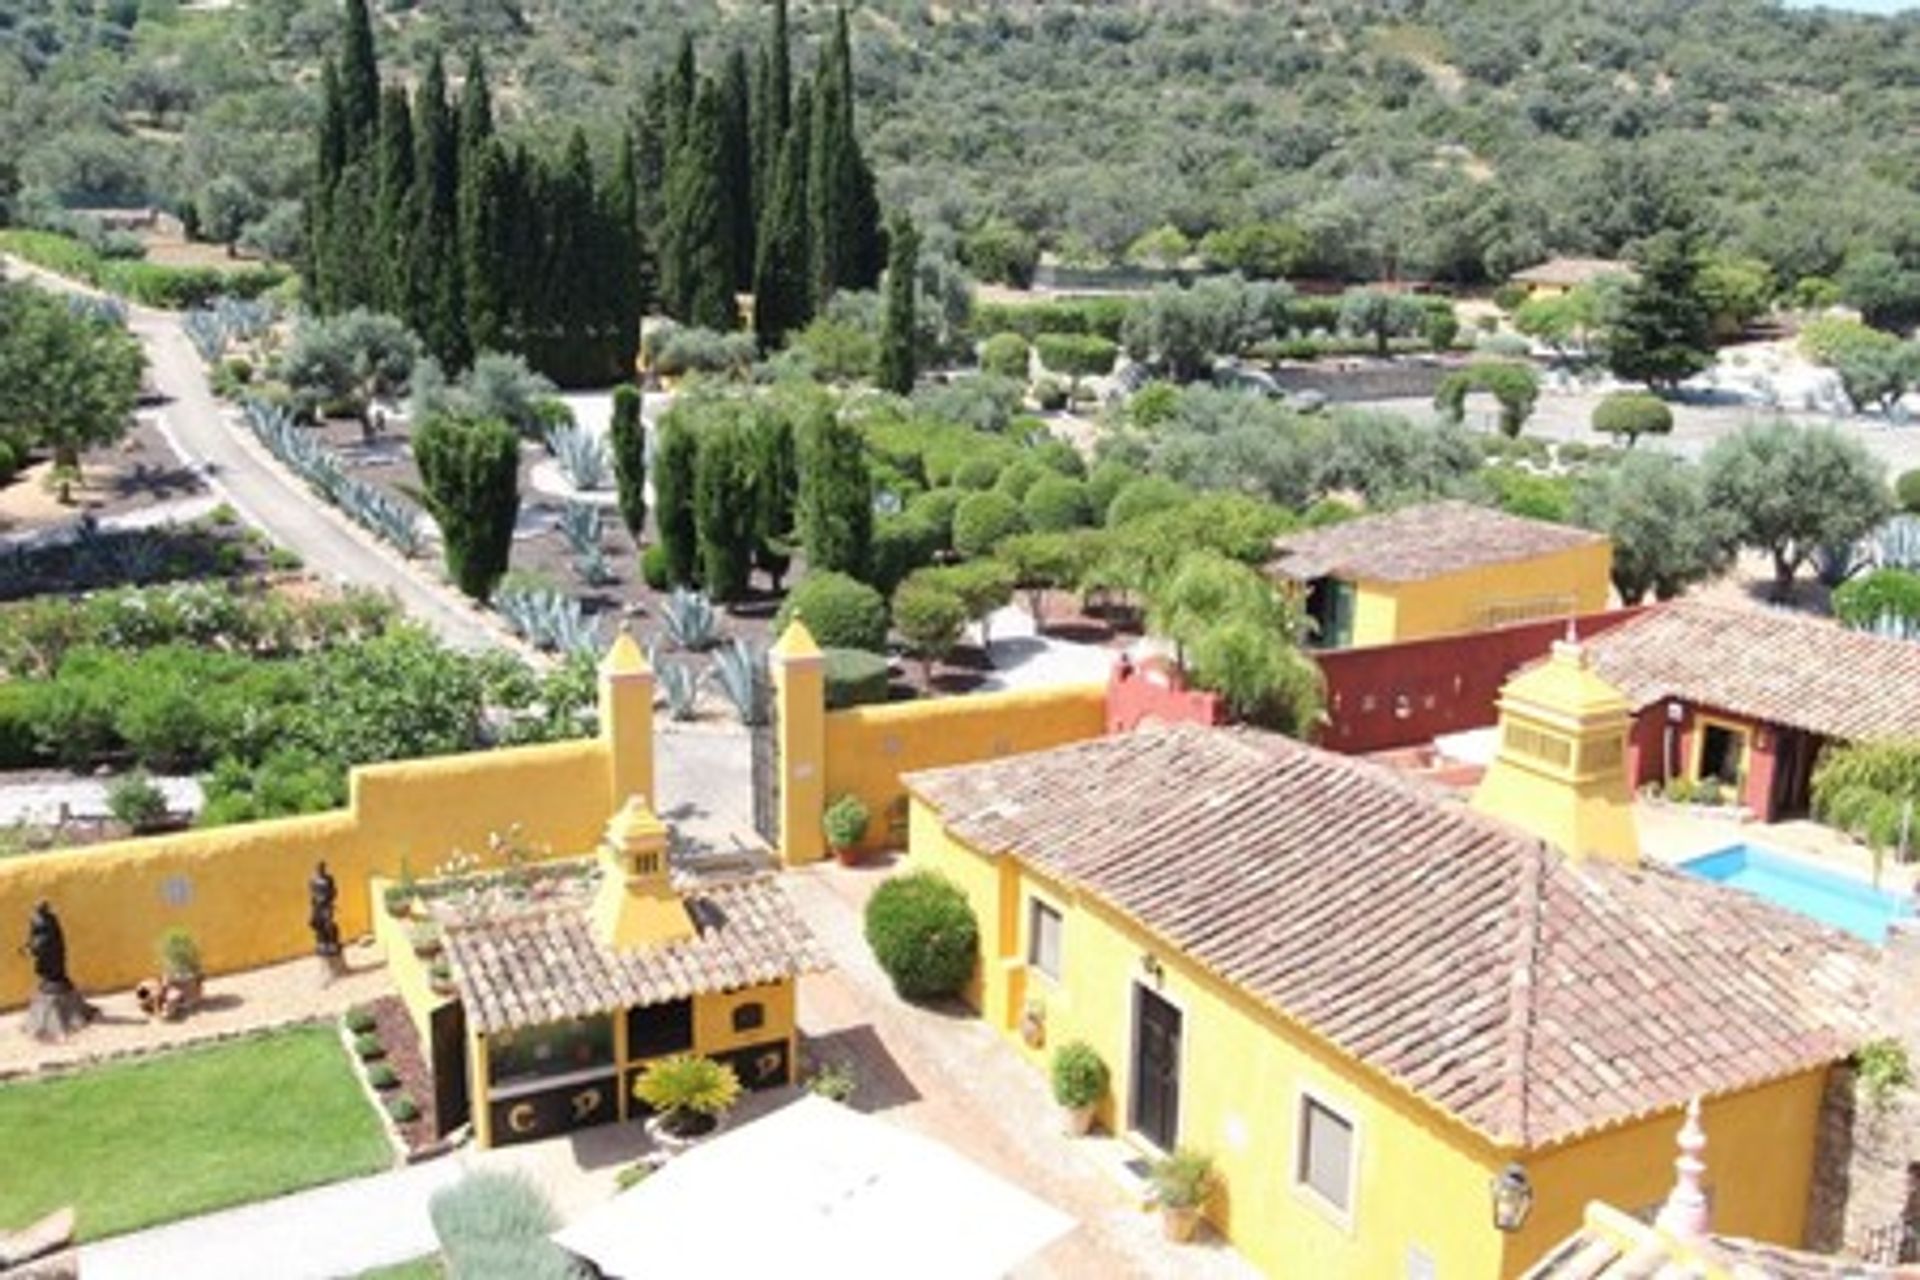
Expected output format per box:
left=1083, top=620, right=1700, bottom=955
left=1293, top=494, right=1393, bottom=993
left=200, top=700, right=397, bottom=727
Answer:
left=1085, top=461, right=1141, bottom=516
left=633, top=1053, right=742, bottom=1123
left=641, top=543, right=671, bottom=590
left=367, top=1062, right=400, bottom=1090
left=1021, top=476, right=1091, bottom=531
left=863, top=870, right=980, bottom=1000
left=1033, top=332, right=1118, bottom=386
left=823, top=648, right=891, bottom=710
left=1050, top=1041, right=1109, bottom=1110
left=1591, top=391, right=1674, bottom=447
left=108, top=770, right=170, bottom=832
left=1898, top=470, right=1920, bottom=515
left=892, top=577, right=968, bottom=679
left=1106, top=476, right=1192, bottom=527
left=0, top=439, right=17, bottom=485
left=1834, top=569, right=1920, bottom=633
left=158, top=927, right=202, bottom=979
left=1493, top=282, right=1529, bottom=312
left=979, top=332, right=1030, bottom=381
left=384, top=1093, right=420, bottom=1122
left=344, top=1005, right=378, bottom=1034
left=1149, top=1149, right=1217, bottom=1210
left=905, top=488, right=964, bottom=548
left=1032, top=377, right=1068, bottom=411
left=413, top=413, right=521, bottom=603
left=953, top=456, right=1003, bottom=491
left=952, top=491, right=1025, bottom=558
left=430, top=1172, right=569, bottom=1280
left=992, top=457, right=1049, bottom=502
left=867, top=510, right=945, bottom=597
left=1859, top=1038, right=1913, bottom=1108
left=775, top=573, right=889, bottom=652
left=823, top=793, right=870, bottom=850
left=354, top=1032, right=385, bottom=1060
left=807, top=1059, right=859, bottom=1103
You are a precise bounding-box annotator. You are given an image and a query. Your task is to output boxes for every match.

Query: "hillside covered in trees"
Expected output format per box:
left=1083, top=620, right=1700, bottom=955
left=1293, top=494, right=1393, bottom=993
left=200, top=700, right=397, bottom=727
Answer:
left=5, top=0, right=1920, bottom=287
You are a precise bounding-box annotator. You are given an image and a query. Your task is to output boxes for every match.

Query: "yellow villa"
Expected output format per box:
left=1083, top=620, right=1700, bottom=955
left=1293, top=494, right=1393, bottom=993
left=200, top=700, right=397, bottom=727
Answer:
left=1266, top=501, right=1612, bottom=648
left=900, top=642, right=1875, bottom=1279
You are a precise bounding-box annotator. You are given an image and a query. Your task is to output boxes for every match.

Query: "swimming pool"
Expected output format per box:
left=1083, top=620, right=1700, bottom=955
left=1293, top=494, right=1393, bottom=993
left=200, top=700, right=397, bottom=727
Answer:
left=1679, top=844, right=1913, bottom=944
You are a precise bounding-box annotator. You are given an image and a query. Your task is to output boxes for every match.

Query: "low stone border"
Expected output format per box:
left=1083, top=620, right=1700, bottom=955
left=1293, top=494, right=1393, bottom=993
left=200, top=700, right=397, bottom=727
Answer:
left=0, top=1012, right=331, bottom=1085
left=1639, top=794, right=1754, bottom=824
left=336, top=997, right=462, bottom=1166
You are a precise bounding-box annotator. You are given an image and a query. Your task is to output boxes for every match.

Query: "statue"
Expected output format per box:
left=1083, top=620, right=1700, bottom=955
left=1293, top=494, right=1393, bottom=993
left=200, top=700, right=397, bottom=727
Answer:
left=20, top=900, right=96, bottom=1041
left=23, top=900, right=69, bottom=992
left=309, top=861, right=341, bottom=958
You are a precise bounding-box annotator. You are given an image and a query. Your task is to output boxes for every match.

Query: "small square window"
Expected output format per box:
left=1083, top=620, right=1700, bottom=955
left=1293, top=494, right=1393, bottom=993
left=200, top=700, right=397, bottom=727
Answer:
left=731, top=1001, right=766, bottom=1034
left=1296, top=1093, right=1356, bottom=1217
left=1027, top=899, right=1063, bottom=979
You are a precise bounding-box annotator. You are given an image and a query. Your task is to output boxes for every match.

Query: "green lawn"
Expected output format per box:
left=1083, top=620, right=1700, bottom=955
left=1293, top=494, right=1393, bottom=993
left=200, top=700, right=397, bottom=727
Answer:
left=0, top=1024, right=393, bottom=1241
left=354, top=1258, right=443, bottom=1279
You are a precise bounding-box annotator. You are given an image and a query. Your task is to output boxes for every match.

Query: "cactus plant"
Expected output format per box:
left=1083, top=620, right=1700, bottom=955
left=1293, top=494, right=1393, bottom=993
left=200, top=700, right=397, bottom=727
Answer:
left=560, top=501, right=602, bottom=557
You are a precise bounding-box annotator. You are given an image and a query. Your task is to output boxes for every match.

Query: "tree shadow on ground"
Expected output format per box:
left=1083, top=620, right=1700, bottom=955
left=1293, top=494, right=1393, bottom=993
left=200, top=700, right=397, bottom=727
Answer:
left=800, top=1024, right=922, bottom=1114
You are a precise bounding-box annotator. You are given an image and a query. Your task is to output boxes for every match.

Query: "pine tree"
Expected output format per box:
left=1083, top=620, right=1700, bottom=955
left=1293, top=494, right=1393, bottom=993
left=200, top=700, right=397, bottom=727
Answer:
left=749, top=404, right=796, bottom=589
left=878, top=212, right=919, bottom=395
left=753, top=88, right=813, bottom=348
left=1607, top=228, right=1713, bottom=390
left=721, top=46, right=756, bottom=292
left=610, top=383, right=647, bottom=540
left=654, top=411, right=701, bottom=586
left=411, top=54, right=466, bottom=368
left=797, top=408, right=872, bottom=578
left=694, top=418, right=757, bottom=601
left=414, top=413, right=521, bottom=602
left=373, top=86, right=415, bottom=316
left=339, top=0, right=381, bottom=153
left=664, top=81, right=739, bottom=331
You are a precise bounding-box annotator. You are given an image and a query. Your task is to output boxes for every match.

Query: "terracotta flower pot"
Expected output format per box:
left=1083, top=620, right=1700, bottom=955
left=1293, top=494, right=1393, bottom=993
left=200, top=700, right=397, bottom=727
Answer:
left=1161, top=1205, right=1202, bottom=1243
left=832, top=844, right=863, bottom=868
left=1062, top=1104, right=1095, bottom=1137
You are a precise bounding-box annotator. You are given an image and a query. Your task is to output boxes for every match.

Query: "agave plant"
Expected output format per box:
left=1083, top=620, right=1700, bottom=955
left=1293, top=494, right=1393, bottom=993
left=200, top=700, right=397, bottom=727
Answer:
left=662, top=587, right=721, bottom=652
left=559, top=501, right=602, bottom=558
left=708, top=638, right=769, bottom=726
left=214, top=296, right=273, bottom=340
left=183, top=309, right=229, bottom=363
left=101, top=532, right=169, bottom=584
left=1814, top=540, right=1868, bottom=589
left=547, top=426, right=612, bottom=492
left=1876, top=516, right=1920, bottom=572
left=574, top=548, right=617, bottom=587
left=657, top=660, right=701, bottom=721
left=70, top=295, right=129, bottom=329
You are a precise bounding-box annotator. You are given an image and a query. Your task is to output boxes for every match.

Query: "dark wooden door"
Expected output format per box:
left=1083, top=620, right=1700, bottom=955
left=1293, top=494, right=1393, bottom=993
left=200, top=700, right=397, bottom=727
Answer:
left=1131, top=985, right=1182, bottom=1150
left=430, top=1000, right=470, bottom=1139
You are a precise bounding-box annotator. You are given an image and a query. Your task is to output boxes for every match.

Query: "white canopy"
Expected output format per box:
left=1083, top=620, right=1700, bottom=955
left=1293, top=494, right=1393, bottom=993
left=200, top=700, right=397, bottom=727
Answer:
left=554, top=1095, right=1076, bottom=1279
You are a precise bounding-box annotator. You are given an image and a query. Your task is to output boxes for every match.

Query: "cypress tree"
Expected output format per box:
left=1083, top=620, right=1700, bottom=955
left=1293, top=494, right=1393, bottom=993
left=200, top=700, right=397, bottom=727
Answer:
left=878, top=212, right=919, bottom=395
left=654, top=410, right=701, bottom=586
left=339, top=0, right=381, bottom=153
left=721, top=46, right=756, bottom=292
left=664, top=81, right=739, bottom=331
left=610, top=384, right=647, bottom=540
left=807, top=56, right=845, bottom=301
left=797, top=408, right=872, bottom=578
left=665, top=35, right=697, bottom=157
left=461, top=141, right=508, bottom=358
left=749, top=404, right=796, bottom=589
left=373, top=85, right=415, bottom=316
left=307, top=60, right=347, bottom=308
left=694, top=418, right=757, bottom=601
left=635, top=77, right=670, bottom=229
left=414, top=413, right=521, bottom=602
left=612, top=132, right=650, bottom=363
left=765, top=0, right=791, bottom=174
left=753, top=85, right=812, bottom=348
left=328, top=160, right=377, bottom=312
left=411, top=54, right=466, bottom=368
left=457, top=50, right=493, bottom=152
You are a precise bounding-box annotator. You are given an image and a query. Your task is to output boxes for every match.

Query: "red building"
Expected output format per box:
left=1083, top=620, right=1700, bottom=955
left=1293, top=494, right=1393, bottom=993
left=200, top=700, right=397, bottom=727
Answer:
left=1580, top=599, right=1920, bottom=821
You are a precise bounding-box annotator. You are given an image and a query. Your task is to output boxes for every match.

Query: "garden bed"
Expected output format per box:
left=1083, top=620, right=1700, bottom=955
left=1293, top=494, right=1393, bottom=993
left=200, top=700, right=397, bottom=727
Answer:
left=351, top=997, right=448, bottom=1159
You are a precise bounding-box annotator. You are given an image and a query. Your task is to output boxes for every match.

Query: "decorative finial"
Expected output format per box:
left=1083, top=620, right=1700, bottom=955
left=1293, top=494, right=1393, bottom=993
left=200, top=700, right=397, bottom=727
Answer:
left=1654, top=1097, right=1711, bottom=1242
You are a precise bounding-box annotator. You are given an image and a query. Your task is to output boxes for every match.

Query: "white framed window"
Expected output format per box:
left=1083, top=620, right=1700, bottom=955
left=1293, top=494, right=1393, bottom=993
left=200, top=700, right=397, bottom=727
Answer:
left=1295, top=1090, right=1358, bottom=1223
left=1027, top=897, right=1063, bottom=980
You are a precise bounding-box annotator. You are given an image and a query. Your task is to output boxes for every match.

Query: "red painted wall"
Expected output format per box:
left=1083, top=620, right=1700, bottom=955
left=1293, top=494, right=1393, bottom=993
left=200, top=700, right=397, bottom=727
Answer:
left=1315, top=608, right=1647, bottom=755
left=1106, top=655, right=1227, bottom=733
left=1630, top=699, right=1783, bottom=819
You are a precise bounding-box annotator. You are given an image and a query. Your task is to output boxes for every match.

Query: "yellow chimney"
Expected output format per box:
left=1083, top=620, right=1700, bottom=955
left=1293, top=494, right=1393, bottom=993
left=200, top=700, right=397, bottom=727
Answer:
left=589, top=796, right=695, bottom=950
left=1470, top=639, right=1639, bottom=865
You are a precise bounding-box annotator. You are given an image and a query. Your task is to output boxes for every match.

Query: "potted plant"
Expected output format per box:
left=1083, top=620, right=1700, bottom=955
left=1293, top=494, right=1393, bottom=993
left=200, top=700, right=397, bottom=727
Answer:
left=1149, top=1148, right=1216, bottom=1243
left=1050, top=1041, right=1108, bottom=1136
left=383, top=883, right=415, bottom=920
left=634, top=1053, right=742, bottom=1150
left=408, top=921, right=442, bottom=959
left=157, top=927, right=203, bottom=1015
left=822, top=794, right=870, bottom=867
left=1020, top=996, right=1047, bottom=1048
left=429, top=956, right=456, bottom=997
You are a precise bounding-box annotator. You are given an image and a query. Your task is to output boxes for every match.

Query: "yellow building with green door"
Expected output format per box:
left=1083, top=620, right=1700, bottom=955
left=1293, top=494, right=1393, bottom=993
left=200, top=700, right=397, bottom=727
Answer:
left=901, top=650, right=1873, bottom=1278
left=1266, top=501, right=1612, bottom=648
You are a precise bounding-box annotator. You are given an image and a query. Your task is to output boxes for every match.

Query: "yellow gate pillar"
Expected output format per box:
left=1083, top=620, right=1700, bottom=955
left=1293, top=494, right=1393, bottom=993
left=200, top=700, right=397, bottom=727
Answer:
left=599, top=632, right=655, bottom=813
left=771, top=621, right=826, bottom=866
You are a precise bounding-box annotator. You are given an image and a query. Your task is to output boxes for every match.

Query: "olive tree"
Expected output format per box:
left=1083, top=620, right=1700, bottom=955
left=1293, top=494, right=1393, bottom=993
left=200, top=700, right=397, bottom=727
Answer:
left=1590, top=391, right=1674, bottom=447
left=1571, top=452, right=1735, bottom=603
left=1700, top=421, right=1890, bottom=599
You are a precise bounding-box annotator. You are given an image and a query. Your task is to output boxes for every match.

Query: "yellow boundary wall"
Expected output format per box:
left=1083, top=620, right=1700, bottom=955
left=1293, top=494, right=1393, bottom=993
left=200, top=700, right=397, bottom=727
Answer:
left=0, top=642, right=656, bottom=1009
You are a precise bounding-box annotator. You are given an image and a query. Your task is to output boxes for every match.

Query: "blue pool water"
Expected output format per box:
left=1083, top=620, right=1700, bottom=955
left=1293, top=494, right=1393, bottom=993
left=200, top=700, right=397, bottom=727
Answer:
left=1680, top=844, right=1913, bottom=944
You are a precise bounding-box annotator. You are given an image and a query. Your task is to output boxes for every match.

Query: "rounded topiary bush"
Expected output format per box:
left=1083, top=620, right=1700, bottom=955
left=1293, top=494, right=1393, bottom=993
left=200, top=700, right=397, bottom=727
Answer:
left=1106, top=476, right=1192, bottom=527
left=1085, top=461, right=1140, bottom=516
left=952, top=491, right=1026, bottom=559
left=1898, top=469, right=1920, bottom=515
left=953, top=456, right=1003, bottom=491
left=775, top=572, right=889, bottom=651
left=641, top=542, right=671, bottom=590
left=823, top=648, right=891, bottom=710
left=1590, top=391, right=1673, bottom=445
left=992, top=457, right=1048, bottom=502
left=905, top=487, right=964, bottom=549
left=979, top=332, right=1030, bottom=382
left=1022, top=476, right=1091, bottom=532
left=863, top=870, right=980, bottom=1001
left=354, top=1032, right=385, bottom=1061
left=367, top=1061, right=400, bottom=1090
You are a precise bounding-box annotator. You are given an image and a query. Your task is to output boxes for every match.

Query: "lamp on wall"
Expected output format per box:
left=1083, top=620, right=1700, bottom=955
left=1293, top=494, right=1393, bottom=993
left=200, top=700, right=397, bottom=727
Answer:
left=1491, top=1163, right=1534, bottom=1233
left=1140, top=954, right=1164, bottom=985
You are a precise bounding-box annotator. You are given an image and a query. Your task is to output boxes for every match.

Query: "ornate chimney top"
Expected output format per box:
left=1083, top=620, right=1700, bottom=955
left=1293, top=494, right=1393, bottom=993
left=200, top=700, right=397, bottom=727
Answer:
left=1653, top=1097, right=1711, bottom=1243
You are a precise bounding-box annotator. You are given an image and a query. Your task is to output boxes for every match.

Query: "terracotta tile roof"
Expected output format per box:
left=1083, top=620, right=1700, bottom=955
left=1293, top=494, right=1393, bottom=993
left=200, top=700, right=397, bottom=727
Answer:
left=1582, top=599, right=1920, bottom=743
left=1512, top=257, right=1638, bottom=288
left=904, top=725, right=1875, bottom=1149
left=1526, top=1218, right=1910, bottom=1279
left=1266, top=501, right=1605, bottom=584
left=445, top=875, right=827, bottom=1035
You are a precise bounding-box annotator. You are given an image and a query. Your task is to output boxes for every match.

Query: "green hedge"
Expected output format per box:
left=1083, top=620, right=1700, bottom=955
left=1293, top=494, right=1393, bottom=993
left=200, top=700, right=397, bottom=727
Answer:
left=973, top=296, right=1130, bottom=343
left=823, top=648, right=892, bottom=710
left=0, top=230, right=286, bottom=307
left=774, top=572, right=889, bottom=652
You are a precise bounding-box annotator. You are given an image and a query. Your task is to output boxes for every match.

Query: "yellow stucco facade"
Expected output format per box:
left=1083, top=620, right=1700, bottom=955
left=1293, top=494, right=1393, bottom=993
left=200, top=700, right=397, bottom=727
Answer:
left=1345, top=540, right=1612, bottom=647
left=0, top=641, right=656, bottom=1009
left=907, top=801, right=1831, bottom=1278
